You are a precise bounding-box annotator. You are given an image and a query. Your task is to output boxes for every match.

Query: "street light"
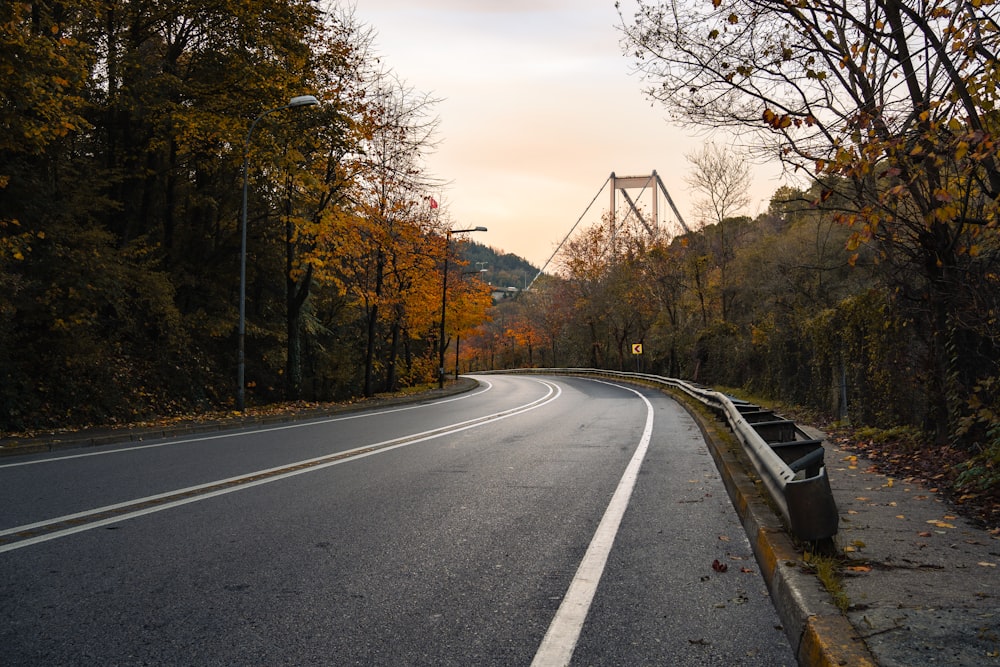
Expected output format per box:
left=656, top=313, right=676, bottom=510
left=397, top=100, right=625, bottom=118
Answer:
left=238, top=94, right=319, bottom=412
left=439, top=226, right=487, bottom=388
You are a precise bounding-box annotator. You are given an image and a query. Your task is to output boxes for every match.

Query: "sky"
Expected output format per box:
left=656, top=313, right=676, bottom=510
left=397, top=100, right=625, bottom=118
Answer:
left=352, top=0, right=787, bottom=269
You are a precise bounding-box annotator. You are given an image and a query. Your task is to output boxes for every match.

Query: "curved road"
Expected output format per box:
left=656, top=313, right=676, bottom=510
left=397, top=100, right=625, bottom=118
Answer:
left=0, top=374, right=794, bottom=665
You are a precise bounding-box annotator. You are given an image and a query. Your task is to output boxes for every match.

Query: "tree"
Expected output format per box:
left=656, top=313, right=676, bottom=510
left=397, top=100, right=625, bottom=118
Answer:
left=554, top=212, right=659, bottom=370
left=338, top=68, right=443, bottom=396
left=275, top=7, right=372, bottom=399
left=620, top=0, right=1000, bottom=441
left=685, top=143, right=752, bottom=321
left=0, top=0, right=404, bottom=426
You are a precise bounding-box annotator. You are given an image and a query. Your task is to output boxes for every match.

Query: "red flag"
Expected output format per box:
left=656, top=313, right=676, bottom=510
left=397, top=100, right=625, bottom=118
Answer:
left=429, top=197, right=438, bottom=209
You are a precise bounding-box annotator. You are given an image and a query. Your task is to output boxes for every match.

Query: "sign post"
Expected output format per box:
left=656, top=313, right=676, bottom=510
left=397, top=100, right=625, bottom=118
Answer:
left=631, top=343, right=643, bottom=372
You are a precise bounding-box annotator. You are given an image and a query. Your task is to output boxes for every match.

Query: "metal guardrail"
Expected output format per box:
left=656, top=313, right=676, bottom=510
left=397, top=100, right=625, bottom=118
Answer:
left=479, top=368, right=839, bottom=542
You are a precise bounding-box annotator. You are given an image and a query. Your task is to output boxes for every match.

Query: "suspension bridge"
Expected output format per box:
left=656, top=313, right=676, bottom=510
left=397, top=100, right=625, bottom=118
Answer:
left=528, top=170, right=690, bottom=288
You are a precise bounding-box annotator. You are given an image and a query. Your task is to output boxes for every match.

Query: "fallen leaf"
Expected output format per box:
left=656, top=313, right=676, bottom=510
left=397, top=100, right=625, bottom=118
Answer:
left=926, top=520, right=955, bottom=529
left=712, top=559, right=729, bottom=573
left=718, top=535, right=730, bottom=542
left=978, top=562, right=997, bottom=568
left=896, top=515, right=906, bottom=519
left=917, top=531, right=932, bottom=537
left=740, top=566, right=755, bottom=574
left=845, top=565, right=872, bottom=573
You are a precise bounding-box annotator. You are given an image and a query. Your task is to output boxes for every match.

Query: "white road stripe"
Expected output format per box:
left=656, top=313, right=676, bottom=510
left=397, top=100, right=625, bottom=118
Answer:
left=531, top=382, right=655, bottom=667
left=0, top=380, right=559, bottom=553
left=0, top=380, right=496, bottom=469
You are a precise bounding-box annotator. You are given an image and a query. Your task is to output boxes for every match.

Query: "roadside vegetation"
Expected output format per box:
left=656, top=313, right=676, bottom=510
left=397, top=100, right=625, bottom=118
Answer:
left=1, top=0, right=997, bottom=516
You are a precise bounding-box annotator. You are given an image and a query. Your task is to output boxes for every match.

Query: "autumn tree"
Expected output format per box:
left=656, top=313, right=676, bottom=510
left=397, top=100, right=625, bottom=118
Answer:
left=0, top=0, right=199, bottom=424
left=621, top=0, right=1000, bottom=441
left=519, top=275, right=573, bottom=367
left=684, top=142, right=752, bottom=322
left=555, top=212, right=659, bottom=370
left=642, top=238, right=701, bottom=377
left=0, top=0, right=413, bottom=427
left=337, top=68, right=444, bottom=396
left=442, top=255, right=493, bottom=375
left=270, top=7, right=372, bottom=399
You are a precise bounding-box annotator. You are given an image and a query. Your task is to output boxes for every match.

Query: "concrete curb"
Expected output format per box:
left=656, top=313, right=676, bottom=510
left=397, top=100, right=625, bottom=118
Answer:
left=676, top=391, right=879, bottom=667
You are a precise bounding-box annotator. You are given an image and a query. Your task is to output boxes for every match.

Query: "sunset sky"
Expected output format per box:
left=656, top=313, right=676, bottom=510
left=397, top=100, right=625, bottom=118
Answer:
left=352, top=0, right=786, bottom=268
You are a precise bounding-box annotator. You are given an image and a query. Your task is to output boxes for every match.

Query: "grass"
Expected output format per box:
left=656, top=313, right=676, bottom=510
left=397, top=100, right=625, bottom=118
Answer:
left=804, top=551, right=851, bottom=613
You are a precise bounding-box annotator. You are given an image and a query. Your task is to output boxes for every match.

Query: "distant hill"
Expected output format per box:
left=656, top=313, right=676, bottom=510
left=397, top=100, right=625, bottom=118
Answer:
left=459, top=242, right=541, bottom=290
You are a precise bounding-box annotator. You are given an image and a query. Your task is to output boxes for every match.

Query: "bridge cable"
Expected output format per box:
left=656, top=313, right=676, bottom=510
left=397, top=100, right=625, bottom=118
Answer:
left=526, top=174, right=612, bottom=290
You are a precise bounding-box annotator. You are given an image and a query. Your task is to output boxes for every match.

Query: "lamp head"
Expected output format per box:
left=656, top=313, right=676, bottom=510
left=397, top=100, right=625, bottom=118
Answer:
left=288, top=95, right=320, bottom=108
left=448, top=226, right=487, bottom=235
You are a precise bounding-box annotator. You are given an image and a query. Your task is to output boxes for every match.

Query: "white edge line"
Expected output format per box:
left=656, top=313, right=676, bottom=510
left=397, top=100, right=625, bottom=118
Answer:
left=0, top=380, right=560, bottom=553
left=0, top=380, right=496, bottom=469
left=531, top=381, right=655, bottom=667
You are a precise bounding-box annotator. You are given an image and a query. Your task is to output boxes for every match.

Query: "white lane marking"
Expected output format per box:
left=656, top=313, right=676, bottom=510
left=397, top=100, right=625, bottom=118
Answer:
left=531, top=382, right=655, bottom=667
left=0, top=379, right=496, bottom=469
left=0, top=380, right=561, bottom=553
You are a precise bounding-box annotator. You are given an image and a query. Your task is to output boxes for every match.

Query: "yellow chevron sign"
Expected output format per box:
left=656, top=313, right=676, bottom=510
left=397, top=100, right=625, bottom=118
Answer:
left=631, top=343, right=643, bottom=355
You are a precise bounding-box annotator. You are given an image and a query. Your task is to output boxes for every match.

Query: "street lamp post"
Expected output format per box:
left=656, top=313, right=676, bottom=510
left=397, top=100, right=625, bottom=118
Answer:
left=238, top=95, right=319, bottom=412
left=439, top=227, right=487, bottom=389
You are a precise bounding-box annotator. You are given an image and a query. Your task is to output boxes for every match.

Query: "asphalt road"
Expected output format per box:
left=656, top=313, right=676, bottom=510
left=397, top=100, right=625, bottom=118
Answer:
left=0, top=375, right=795, bottom=665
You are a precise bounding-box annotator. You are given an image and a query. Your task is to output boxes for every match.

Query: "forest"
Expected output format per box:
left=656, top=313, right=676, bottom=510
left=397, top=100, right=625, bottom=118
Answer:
left=1, top=1, right=496, bottom=428
left=1, top=0, right=998, bottom=503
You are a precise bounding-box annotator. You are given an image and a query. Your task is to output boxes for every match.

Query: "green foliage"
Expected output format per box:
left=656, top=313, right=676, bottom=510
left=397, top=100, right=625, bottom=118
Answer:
left=851, top=426, right=924, bottom=450
left=3, top=0, right=998, bottom=506
left=954, top=378, right=1000, bottom=495
left=616, top=0, right=1000, bottom=492
left=461, top=242, right=539, bottom=290
left=803, top=551, right=850, bottom=613
left=0, top=0, right=468, bottom=430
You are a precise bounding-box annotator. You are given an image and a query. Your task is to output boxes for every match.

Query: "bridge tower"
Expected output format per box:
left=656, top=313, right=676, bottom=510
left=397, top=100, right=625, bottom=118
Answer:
left=528, top=169, right=691, bottom=289
left=608, top=170, right=690, bottom=240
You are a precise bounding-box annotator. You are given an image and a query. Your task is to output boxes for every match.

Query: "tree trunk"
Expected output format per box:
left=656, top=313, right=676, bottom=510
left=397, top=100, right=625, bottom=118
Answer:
left=363, top=251, right=385, bottom=398
left=384, top=316, right=400, bottom=393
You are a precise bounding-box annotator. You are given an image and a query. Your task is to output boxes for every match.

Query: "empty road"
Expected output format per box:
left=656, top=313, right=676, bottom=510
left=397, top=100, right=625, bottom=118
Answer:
left=0, top=374, right=794, bottom=665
